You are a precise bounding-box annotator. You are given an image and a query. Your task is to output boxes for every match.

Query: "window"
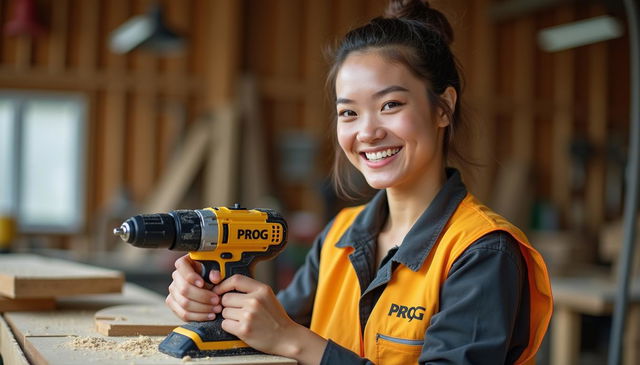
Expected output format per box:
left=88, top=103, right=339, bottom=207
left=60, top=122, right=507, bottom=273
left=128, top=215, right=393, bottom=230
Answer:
left=0, top=92, right=87, bottom=233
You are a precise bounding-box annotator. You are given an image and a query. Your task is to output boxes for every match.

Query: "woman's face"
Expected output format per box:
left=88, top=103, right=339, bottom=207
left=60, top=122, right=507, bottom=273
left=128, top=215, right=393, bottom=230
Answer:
left=335, top=50, right=450, bottom=191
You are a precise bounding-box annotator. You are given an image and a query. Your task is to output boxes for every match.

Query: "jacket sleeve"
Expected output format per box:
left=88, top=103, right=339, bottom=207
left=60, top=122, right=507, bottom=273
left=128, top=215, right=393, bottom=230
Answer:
left=276, top=219, right=334, bottom=327
left=419, top=231, right=530, bottom=365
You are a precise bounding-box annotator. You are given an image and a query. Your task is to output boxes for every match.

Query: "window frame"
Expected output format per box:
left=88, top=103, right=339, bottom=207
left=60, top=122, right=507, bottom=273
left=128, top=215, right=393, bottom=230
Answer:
left=0, top=90, right=88, bottom=234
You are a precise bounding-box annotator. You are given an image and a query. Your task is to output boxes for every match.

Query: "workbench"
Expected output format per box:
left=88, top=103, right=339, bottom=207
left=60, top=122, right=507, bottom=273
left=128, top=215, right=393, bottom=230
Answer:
left=0, top=283, right=296, bottom=365
left=551, top=274, right=640, bottom=365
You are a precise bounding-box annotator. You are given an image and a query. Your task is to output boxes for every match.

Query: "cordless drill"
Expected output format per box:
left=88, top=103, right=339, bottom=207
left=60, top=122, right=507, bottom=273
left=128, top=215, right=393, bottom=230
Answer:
left=113, top=204, right=287, bottom=358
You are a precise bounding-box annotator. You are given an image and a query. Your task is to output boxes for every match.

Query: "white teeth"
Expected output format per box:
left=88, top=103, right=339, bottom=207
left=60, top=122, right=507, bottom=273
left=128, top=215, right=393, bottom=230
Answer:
left=365, top=148, right=400, bottom=161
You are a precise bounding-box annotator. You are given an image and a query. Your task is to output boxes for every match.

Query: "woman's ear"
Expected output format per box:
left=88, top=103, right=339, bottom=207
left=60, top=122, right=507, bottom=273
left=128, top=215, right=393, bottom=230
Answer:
left=437, top=86, right=457, bottom=127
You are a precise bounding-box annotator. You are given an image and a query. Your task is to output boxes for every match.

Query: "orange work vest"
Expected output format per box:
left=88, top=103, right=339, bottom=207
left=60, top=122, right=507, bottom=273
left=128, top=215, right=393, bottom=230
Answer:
left=309, top=193, right=553, bottom=365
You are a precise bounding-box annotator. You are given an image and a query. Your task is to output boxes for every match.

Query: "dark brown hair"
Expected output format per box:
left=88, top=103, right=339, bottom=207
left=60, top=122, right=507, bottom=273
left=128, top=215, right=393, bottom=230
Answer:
left=327, top=0, right=468, bottom=200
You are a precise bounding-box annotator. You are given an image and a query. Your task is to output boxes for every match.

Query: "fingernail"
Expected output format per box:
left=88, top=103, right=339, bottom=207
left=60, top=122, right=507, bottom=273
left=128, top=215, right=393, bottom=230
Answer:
left=195, top=280, right=203, bottom=287
left=208, top=313, right=215, bottom=320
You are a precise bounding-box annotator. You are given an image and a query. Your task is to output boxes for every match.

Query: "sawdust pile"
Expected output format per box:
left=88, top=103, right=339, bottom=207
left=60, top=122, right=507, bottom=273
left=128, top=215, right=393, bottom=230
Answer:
left=68, top=335, right=160, bottom=357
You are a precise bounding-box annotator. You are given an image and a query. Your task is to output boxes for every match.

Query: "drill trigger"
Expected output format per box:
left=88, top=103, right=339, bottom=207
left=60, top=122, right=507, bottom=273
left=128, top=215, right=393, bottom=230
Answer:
left=200, top=261, right=220, bottom=285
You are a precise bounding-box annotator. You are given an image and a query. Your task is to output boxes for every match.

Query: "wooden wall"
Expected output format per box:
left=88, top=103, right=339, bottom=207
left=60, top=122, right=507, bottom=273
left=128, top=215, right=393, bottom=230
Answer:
left=244, top=0, right=629, bottom=237
left=0, top=0, right=240, bottom=242
left=0, top=0, right=631, bottom=247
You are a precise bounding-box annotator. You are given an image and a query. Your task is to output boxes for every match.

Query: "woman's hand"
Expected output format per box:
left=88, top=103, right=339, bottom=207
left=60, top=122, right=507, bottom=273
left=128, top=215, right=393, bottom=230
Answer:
left=214, top=274, right=328, bottom=364
left=166, top=254, right=223, bottom=321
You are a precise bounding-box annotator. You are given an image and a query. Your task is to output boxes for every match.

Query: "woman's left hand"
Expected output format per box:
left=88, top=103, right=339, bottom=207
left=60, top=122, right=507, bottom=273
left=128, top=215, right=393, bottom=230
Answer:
left=213, top=274, right=301, bottom=356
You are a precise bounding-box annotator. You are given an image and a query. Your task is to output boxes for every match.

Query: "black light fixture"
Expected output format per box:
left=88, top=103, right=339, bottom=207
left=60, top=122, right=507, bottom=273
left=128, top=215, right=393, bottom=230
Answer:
left=109, top=2, right=184, bottom=55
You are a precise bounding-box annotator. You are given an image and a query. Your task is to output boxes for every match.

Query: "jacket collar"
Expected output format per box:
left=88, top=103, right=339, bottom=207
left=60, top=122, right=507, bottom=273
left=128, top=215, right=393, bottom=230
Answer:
left=335, top=168, right=468, bottom=271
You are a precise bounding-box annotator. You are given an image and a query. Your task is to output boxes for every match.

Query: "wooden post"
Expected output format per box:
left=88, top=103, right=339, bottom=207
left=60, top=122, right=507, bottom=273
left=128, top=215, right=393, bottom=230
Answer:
left=551, top=7, right=575, bottom=226
left=586, top=6, right=608, bottom=231
left=203, top=0, right=242, bottom=205
left=551, top=305, right=581, bottom=365
left=467, top=0, right=496, bottom=201
left=48, top=0, right=69, bottom=73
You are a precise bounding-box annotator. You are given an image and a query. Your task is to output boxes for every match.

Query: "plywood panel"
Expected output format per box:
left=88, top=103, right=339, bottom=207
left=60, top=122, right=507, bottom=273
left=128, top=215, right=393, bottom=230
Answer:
left=0, top=254, right=123, bottom=299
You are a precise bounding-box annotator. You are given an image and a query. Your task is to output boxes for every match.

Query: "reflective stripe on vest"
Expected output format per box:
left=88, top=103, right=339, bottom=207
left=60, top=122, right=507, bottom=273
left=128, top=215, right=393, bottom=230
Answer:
left=309, top=193, right=553, bottom=365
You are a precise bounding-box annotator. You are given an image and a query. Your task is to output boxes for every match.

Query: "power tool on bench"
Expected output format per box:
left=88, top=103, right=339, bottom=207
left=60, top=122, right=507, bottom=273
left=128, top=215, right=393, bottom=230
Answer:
left=113, top=204, right=287, bottom=358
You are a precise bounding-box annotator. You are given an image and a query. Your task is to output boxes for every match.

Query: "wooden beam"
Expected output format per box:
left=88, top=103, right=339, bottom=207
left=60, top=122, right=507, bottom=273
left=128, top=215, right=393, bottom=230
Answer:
left=490, top=0, right=577, bottom=22
left=0, top=67, right=201, bottom=95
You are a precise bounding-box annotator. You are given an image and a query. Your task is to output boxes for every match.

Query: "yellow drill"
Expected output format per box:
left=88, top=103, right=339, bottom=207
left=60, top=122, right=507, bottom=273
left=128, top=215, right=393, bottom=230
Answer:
left=113, top=204, right=287, bottom=358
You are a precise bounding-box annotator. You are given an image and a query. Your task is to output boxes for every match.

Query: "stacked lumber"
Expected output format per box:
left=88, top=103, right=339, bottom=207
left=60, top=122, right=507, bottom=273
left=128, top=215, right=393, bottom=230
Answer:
left=0, top=254, right=124, bottom=312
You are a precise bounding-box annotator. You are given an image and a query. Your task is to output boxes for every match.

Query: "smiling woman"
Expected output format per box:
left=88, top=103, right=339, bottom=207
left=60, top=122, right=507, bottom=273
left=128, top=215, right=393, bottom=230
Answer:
left=166, top=1, right=553, bottom=364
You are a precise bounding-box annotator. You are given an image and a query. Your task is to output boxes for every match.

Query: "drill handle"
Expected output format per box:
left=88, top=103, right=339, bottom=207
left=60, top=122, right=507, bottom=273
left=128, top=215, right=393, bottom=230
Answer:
left=200, top=260, right=252, bottom=284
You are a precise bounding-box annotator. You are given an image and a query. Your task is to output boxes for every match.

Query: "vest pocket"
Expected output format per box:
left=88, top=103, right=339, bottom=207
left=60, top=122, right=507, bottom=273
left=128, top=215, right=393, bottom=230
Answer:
left=375, top=333, right=423, bottom=365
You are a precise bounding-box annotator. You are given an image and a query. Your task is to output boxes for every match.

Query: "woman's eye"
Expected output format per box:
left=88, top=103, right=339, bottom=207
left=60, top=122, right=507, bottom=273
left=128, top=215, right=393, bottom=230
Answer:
left=338, top=109, right=356, bottom=117
left=382, top=101, right=403, bottom=111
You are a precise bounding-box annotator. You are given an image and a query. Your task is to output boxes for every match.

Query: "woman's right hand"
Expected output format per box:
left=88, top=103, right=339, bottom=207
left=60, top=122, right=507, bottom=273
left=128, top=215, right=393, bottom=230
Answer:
left=166, top=254, right=223, bottom=321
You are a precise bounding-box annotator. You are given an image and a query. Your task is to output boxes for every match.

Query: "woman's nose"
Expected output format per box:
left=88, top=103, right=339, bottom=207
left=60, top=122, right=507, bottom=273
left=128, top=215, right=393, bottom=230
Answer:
left=357, top=115, right=385, bottom=143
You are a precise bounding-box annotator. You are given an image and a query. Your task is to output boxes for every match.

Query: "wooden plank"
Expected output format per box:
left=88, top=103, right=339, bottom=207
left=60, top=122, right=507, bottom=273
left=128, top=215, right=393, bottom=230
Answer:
left=4, top=283, right=165, bottom=347
left=0, top=296, right=56, bottom=312
left=0, top=254, right=123, bottom=299
left=0, top=315, right=29, bottom=365
left=94, top=304, right=182, bottom=336
left=5, top=281, right=296, bottom=364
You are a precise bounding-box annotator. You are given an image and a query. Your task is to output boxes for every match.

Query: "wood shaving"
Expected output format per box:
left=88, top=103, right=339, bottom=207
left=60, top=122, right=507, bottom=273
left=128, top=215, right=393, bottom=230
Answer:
left=67, top=335, right=160, bottom=357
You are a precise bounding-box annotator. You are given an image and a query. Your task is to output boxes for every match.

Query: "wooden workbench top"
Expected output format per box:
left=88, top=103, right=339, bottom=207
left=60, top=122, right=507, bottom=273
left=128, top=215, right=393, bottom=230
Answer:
left=1, top=283, right=296, bottom=365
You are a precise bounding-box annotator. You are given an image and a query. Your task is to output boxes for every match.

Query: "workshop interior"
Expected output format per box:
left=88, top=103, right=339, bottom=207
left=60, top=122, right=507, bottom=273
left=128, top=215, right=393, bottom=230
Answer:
left=0, top=0, right=638, bottom=364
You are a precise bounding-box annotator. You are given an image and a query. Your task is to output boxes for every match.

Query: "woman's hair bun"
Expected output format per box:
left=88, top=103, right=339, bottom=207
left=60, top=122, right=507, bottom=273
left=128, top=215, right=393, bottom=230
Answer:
left=384, top=0, right=454, bottom=45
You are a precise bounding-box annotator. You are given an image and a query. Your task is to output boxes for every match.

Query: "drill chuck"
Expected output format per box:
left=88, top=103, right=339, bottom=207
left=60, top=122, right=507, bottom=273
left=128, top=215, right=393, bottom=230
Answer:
left=113, top=210, right=219, bottom=251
